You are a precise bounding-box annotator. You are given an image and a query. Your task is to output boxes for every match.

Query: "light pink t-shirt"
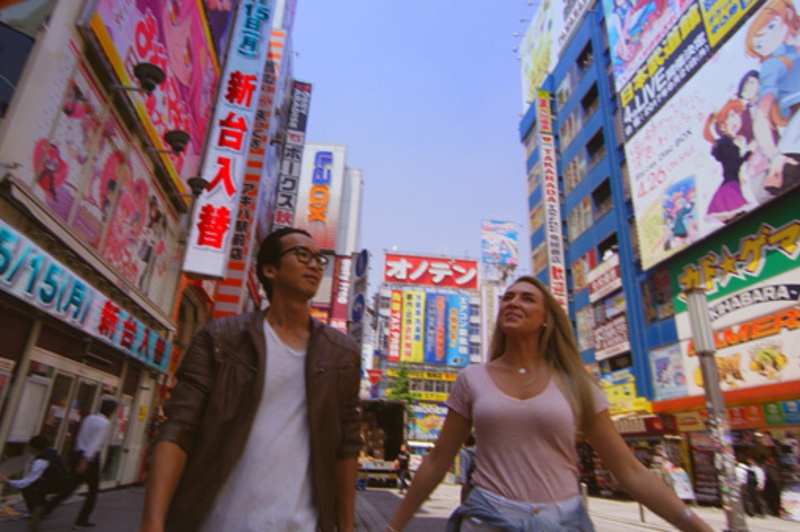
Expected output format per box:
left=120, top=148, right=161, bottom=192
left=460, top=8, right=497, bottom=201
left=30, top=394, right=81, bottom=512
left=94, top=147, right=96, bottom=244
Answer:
left=447, top=364, right=608, bottom=504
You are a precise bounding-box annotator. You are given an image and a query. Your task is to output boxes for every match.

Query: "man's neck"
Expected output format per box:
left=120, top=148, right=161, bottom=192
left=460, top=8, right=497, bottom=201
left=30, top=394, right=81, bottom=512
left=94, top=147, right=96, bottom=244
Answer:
left=264, top=299, right=312, bottom=350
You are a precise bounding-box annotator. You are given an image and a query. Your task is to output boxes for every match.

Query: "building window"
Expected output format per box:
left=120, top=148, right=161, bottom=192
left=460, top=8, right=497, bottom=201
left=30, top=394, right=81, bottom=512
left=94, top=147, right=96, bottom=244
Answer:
left=586, top=131, right=606, bottom=169
left=592, top=179, right=613, bottom=221
left=577, top=43, right=593, bottom=78
left=581, top=84, right=599, bottom=120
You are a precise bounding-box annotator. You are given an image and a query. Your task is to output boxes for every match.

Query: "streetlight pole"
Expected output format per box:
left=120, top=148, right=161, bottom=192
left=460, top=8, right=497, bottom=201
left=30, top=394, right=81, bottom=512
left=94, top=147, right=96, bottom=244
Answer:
left=684, top=287, right=748, bottom=532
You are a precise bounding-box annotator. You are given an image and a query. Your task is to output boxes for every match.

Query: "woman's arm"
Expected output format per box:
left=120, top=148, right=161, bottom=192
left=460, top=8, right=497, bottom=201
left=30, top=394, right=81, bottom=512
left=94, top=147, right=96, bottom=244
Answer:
left=586, top=410, right=713, bottom=531
left=386, top=409, right=472, bottom=532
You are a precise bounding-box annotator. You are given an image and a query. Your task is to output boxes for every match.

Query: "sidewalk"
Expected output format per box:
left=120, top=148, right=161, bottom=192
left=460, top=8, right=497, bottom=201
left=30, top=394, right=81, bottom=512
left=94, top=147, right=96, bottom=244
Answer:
left=0, top=482, right=797, bottom=531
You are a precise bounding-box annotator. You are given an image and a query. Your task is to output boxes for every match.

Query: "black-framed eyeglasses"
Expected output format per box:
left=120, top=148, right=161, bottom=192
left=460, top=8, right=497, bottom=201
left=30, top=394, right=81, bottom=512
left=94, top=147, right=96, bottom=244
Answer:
left=280, top=245, right=330, bottom=267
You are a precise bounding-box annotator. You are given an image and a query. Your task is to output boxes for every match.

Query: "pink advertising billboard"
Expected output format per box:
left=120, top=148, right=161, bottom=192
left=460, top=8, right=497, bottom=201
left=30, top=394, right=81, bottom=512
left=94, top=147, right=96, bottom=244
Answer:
left=85, top=0, right=220, bottom=193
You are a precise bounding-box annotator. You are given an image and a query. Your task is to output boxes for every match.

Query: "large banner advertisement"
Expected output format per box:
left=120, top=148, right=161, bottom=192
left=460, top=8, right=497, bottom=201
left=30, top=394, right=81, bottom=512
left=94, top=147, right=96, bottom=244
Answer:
left=446, top=294, right=470, bottom=367
left=293, top=143, right=347, bottom=251
left=408, top=403, right=447, bottom=442
left=85, top=0, right=219, bottom=191
left=183, top=0, right=274, bottom=278
left=520, top=0, right=565, bottom=108
left=12, top=43, right=178, bottom=307
left=481, top=220, right=519, bottom=265
left=665, top=198, right=800, bottom=399
left=384, top=253, right=479, bottom=290
left=400, top=290, right=425, bottom=363
left=626, top=0, right=800, bottom=270
left=609, top=0, right=764, bottom=139
left=0, top=220, right=171, bottom=371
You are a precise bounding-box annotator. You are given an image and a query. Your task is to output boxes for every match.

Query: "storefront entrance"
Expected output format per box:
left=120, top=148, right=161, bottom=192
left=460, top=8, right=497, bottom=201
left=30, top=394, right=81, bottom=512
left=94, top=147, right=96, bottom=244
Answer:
left=4, top=349, right=123, bottom=482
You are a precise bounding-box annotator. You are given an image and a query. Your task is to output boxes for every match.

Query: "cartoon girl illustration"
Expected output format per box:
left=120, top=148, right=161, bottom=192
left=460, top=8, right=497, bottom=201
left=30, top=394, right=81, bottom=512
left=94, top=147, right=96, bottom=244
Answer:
left=737, top=70, right=774, bottom=202
left=33, top=140, right=68, bottom=200
left=703, top=99, right=753, bottom=223
left=159, top=0, right=213, bottom=155
left=744, top=0, right=800, bottom=193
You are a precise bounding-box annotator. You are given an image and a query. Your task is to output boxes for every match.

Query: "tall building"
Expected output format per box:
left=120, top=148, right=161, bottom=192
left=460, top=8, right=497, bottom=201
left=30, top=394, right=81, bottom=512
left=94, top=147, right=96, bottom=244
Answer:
left=371, top=251, right=481, bottom=444
left=0, top=0, right=238, bottom=487
left=520, top=0, right=800, bottom=505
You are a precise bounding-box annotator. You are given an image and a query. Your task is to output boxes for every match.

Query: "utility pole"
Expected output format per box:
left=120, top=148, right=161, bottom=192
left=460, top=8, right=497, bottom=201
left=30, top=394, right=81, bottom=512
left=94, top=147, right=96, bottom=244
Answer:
left=684, top=287, right=748, bottom=532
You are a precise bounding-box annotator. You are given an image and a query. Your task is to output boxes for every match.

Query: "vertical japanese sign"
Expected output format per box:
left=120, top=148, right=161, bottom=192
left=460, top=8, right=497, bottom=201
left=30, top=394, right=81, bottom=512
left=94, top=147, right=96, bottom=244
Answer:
left=214, top=28, right=286, bottom=316
left=184, top=0, right=274, bottom=278
left=537, top=90, right=568, bottom=311
left=446, top=294, right=470, bottom=367
left=424, top=293, right=448, bottom=365
left=273, top=81, right=312, bottom=230
left=347, top=249, right=369, bottom=346
left=388, top=289, right=403, bottom=362
left=400, top=290, right=425, bottom=363
left=329, top=255, right=352, bottom=333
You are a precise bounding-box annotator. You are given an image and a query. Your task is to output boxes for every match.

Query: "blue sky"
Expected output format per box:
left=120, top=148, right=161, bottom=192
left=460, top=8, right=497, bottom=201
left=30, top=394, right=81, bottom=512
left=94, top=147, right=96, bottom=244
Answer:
left=292, top=1, right=536, bottom=283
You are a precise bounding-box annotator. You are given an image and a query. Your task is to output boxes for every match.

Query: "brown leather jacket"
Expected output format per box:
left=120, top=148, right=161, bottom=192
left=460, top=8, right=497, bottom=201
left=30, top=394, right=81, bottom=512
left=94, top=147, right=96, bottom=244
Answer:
left=157, top=311, right=362, bottom=531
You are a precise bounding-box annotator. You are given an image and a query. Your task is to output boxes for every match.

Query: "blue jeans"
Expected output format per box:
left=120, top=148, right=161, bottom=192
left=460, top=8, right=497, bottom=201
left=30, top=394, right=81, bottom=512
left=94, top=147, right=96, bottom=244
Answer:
left=447, top=486, right=595, bottom=531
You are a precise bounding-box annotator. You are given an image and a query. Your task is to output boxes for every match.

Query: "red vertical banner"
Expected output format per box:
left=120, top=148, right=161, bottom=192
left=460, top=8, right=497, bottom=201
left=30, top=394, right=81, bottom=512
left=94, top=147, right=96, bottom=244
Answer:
left=387, top=290, right=402, bottom=361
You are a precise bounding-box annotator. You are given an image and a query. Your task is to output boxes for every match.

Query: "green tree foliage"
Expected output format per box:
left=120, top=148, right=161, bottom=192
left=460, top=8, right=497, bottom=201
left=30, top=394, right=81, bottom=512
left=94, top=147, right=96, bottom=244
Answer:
left=387, top=362, right=414, bottom=410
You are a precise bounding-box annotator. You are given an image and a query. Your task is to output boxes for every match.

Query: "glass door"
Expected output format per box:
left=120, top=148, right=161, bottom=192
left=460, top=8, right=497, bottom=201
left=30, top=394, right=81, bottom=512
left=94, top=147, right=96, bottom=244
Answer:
left=60, top=380, right=99, bottom=459
left=40, top=373, right=75, bottom=449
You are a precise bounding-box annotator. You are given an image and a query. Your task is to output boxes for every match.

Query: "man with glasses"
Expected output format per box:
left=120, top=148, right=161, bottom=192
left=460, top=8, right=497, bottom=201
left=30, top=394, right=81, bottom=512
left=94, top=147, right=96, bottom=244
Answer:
left=139, top=228, right=362, bottom=532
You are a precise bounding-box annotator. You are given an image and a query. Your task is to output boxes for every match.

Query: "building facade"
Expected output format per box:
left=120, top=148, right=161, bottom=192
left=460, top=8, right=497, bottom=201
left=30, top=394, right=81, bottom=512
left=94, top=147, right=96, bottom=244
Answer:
left=520, top=0, right=800, bottom=504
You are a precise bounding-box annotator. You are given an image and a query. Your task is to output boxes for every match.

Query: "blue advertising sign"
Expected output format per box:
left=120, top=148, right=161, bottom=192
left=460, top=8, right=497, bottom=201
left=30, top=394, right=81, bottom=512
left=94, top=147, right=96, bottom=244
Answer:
left=446, top=294, right=470, bottom=367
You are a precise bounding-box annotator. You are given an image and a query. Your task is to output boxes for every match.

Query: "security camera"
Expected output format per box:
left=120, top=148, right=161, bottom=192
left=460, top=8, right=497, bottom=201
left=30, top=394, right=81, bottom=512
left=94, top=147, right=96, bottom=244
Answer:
left=133, top=62, right=166, bottom=95
left=164, top=129, right=190, bottom=154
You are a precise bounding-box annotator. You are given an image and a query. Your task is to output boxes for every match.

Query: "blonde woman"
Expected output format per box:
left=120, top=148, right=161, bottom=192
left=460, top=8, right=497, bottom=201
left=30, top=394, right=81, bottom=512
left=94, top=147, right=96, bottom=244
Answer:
left=385, top=276, right=712, bottom=531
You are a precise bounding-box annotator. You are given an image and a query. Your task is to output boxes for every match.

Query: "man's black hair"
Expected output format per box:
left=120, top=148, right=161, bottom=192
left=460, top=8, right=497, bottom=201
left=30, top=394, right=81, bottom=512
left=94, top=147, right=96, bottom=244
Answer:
left=28, top=435, right=49, bottom=451
left=99, top=398, right=118, bottom=417
left=256, top=227, right=312, bottom=301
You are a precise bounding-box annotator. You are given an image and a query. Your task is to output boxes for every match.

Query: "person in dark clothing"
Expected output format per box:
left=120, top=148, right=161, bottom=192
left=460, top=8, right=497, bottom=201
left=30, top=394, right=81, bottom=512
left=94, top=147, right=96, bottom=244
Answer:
left=395, top=443, right=411, bottom=494
left=1, top=435, right=68, bottom=531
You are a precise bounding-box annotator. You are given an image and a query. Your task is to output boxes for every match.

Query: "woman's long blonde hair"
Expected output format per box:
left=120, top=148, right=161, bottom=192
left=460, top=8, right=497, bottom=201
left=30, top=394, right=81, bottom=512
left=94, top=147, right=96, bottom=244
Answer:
left=488, top=275, right=598, bottom=432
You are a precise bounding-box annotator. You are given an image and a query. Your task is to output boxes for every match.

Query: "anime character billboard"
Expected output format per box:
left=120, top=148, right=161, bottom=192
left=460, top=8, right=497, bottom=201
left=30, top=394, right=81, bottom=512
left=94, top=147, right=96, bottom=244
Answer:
left=88, top=0, right=219, bottom=192
left=629, top=0, right=800, bottom=270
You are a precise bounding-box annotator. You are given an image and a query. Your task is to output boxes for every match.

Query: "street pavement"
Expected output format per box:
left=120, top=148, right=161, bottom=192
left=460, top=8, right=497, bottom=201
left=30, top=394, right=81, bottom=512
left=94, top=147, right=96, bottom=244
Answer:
left=0, top=481, right=797, bottom=531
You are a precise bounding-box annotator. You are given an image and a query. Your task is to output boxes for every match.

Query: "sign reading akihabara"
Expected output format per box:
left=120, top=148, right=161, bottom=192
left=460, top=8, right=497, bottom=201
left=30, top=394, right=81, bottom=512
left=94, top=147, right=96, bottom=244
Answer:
left=608, top=0, right=800, bottom=270
left=383, top=253, right=478, bottom=290
left=184, top=1, right=273, bottom=278
left=662, top=198, right=800, bottom=400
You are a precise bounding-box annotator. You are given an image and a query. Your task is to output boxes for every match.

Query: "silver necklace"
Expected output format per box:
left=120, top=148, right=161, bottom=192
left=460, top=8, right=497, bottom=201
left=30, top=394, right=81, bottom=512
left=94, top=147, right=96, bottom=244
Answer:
left=518, top=367, right=527, bottom=374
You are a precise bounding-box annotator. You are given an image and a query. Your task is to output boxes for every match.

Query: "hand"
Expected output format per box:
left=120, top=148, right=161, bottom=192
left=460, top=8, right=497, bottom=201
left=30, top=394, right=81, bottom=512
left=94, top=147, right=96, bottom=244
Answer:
left=74, top=458, right=89, bottom=475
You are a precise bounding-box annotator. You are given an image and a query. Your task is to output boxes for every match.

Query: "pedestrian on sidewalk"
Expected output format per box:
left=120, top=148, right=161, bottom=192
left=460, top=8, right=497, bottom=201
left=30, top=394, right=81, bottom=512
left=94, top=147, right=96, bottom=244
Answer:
left=44, top=397, right=118, bottom=529
left=1, top=435, right=68, bottom=531
left=395, top=443, right=411, bottom=495
left=385, top=276, right=713, bottom=532
left=138, top=228, right=362, bottom=532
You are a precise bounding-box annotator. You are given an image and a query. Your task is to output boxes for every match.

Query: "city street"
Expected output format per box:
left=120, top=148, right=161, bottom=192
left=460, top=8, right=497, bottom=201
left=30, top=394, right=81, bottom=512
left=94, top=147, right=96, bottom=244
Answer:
left=0, top=481, right=797, bottom=531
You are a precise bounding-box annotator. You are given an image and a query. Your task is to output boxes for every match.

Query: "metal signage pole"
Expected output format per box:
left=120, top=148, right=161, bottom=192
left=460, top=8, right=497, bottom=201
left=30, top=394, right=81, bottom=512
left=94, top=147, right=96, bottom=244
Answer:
left=684, top=287, right=748, bottom=532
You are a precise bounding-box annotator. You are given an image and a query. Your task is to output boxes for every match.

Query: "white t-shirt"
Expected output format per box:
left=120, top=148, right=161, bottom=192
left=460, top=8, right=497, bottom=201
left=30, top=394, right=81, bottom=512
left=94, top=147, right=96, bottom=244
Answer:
left=201, top=320, right=317, bottom=531
left=447, top=363, right=607, bottom=504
